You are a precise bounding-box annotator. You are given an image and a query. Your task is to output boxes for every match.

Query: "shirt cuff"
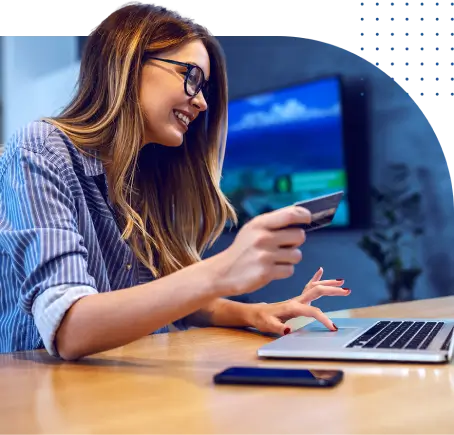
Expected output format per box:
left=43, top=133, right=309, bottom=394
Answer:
left=32, top=284, right=98, bottom=357
left=172, top=317, right=190, bottom=331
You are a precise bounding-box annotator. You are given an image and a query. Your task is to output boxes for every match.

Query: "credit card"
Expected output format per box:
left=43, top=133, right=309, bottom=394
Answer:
left=292, top=191, right=344, bottom=231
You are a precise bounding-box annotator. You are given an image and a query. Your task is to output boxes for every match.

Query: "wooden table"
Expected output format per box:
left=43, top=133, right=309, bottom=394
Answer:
left=1, top=296, right=454, bottom=434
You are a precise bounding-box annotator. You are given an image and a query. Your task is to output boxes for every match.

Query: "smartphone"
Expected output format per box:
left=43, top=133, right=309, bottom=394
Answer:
left=213, top=366, right=344, bottom=388
left=291, top=191, right=344, bottom=232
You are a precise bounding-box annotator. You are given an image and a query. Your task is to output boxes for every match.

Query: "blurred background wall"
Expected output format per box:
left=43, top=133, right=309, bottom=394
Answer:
left=1, top=36, right=452, bottom=313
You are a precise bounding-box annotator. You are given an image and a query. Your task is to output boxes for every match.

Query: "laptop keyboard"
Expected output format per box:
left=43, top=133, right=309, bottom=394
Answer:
left=346, top=321, right=448, bottom=350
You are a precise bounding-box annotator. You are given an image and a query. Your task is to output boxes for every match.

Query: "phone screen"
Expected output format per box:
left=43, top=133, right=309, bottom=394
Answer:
left=214, top=366, right=343, bottom=387
left=223, top=367, right=338, bottom=380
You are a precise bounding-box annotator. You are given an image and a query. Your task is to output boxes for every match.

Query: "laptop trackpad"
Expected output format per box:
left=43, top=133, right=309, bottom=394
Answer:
left=296, top=326, right=359, bottom=339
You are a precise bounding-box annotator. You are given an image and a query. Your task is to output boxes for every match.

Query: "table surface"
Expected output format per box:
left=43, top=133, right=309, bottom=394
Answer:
left=1, top=296, right=454, bottom=434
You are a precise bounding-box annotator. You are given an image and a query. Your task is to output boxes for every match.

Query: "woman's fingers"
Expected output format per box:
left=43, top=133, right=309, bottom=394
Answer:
left=263, top=316, right=291, bottom=336
left=309, top=285, right=351, bottom=297
left=287, top=302, right=337, bottom=331
left=309, top=306, right=338, bottom=331
left=298, top=285, right=351, bottom=304
left=272, top=228, right=307, bottom=248
left=274, top=248, right=303, bottom=265
left=311, top=279, right=345, bottom=287
left=258, top=301, right=337, bottom=335
left=309, top=267, right=324, bottom=283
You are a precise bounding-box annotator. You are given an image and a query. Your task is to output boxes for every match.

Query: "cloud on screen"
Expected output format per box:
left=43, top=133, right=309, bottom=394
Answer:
left=229, top=99, right=340, bottom=132
left=245, top=94, right=275, bottom=106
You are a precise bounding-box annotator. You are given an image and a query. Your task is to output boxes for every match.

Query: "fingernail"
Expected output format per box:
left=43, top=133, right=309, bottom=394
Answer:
left=336, top=278, right=344, bottom=281
left=332, top=324, right=338, bottom=331
left=284, top=328, right=291, bottom=335
left=343, top=287, right=350, bottom=292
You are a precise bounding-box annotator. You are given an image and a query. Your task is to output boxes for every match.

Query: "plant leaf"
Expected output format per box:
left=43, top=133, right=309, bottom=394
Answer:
left=358, top=236, right=387, bottom=272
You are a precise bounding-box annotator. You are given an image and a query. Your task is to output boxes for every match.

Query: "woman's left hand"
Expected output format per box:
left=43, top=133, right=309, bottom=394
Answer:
left=247, top=267, right=350, bottom=336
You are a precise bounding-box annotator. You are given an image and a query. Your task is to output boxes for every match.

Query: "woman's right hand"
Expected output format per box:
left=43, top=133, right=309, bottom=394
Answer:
left=212, top=206, right=311, bottom=297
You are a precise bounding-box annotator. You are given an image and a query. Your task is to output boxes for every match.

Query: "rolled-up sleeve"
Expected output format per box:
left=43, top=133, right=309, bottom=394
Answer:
left=0, top=146, right=98, bottom=354
left=32, top=284, right=98, bottom=356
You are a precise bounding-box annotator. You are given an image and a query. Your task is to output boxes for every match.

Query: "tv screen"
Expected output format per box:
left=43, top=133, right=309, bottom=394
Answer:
left=222, top=76, right=352, bottom=229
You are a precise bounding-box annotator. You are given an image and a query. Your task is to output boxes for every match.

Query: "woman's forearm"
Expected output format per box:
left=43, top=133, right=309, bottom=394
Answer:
left=184, top=298, right=256, bottom=328
left=55, top=256, right=227, bottom=360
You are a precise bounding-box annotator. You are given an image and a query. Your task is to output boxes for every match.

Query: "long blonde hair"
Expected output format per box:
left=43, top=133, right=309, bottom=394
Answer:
left=46, top=3, right=237, bottom=277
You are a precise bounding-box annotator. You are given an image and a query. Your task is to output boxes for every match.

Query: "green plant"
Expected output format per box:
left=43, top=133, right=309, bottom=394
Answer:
left=358, top=164, right=424, bottom=302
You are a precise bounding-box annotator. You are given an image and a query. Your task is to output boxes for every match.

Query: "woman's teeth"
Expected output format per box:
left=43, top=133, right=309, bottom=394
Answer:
left=174, top=110, right=190, bottom=126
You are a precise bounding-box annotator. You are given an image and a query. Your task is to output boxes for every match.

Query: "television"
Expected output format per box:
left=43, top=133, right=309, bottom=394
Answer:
left=221, top=75, right=370, bottom=231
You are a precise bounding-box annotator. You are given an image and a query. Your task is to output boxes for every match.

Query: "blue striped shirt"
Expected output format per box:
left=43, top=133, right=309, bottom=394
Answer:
left=0, top=121, right=187, bottom=356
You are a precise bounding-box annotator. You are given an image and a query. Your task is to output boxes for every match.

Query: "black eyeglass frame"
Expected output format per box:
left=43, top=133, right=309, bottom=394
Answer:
left=142, top=55, right=209, bottom=98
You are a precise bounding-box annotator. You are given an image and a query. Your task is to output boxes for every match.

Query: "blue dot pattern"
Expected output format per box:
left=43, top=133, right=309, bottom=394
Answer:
left=360, top=0, right=446, bottom=96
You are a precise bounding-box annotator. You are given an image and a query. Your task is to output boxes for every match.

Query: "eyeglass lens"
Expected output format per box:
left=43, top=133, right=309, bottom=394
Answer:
left=186, top=66, right=204, bottom=96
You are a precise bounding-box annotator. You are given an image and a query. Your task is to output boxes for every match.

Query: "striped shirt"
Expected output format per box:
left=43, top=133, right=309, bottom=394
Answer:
left=0, top=121, right=187, bottom=356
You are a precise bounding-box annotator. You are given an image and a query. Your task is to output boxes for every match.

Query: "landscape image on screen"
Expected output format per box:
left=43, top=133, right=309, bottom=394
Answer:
left=221, top=77, right=349, bottom=229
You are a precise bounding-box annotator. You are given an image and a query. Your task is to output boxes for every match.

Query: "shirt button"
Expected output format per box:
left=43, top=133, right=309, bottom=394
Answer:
left=125, top=264, right=132, bottom=271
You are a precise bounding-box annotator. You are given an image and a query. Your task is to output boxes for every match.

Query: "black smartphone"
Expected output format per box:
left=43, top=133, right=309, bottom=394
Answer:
left=213, top=366, right=343, bottom=388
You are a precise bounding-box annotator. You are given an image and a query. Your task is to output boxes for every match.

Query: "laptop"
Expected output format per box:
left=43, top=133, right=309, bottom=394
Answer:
left=257, top=318, right=454, bottom=363
left=259, top=191, right=454, bottom=363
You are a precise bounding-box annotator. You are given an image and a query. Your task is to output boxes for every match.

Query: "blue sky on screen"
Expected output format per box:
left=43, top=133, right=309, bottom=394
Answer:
left=228, top=78, right=341, bottom=133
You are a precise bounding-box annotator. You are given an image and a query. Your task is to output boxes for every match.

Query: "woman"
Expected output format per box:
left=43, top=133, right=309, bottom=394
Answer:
left=0, top=3, right=350, bottom=360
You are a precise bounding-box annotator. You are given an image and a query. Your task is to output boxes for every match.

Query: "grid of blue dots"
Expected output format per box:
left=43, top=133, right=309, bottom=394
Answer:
left=450, top=29, right=454, bottom=97
left=359, top=16, right=426, bottom=23
left=359, top=32, right=428, bottom=96
left=359, top=2, right=428, bottom=8
left=359, top=1, right=454, bottom=8
left=360, top=1, right=454, bottom=96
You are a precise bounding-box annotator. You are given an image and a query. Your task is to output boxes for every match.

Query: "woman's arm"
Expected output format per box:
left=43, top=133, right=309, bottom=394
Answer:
left=3, top=138, right=332, bottom=361
left=182, top=267, right=347, bottom=333
left=55, top=254, right=227, bottom=361
left=3, top=145, right=228, bottom=361
left=182, top=298, right=254, bottom=328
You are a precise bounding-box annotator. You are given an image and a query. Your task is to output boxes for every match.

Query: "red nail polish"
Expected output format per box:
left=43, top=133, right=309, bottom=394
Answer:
left=332, top=324, right=338, bottom=331
left=343, top=288, right=350, bottom=291
left=336, top=278, right=344, bottom=281
left=284, top=328, right=291, bottom=335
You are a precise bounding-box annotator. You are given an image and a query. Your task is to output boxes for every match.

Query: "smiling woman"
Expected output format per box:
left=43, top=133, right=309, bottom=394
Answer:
left=47, top=6, right=229, bottom=278
left=139, top=44, right=210, bottom=147
left=0, top=3, right=348, bottom=361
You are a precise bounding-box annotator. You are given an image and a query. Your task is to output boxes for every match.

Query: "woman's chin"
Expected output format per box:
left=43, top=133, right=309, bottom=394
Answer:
left=163, top=131, right=185, bottom=147
left=143, top=127, right=185, bottom=147
left=161, top=139, right=184, bottom=147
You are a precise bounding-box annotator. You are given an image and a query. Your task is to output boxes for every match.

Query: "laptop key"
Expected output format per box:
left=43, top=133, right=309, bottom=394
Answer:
left=377, top=321, right=413, bottom=348
left=346, top=321, right=390, bottom=348
left=405, top=322, right=437, bottom=350
left=391, top=321, right=425, bottom=349
left=419, top=322, right=444, bottom=350
left=362, top=321, right=402, bottom=348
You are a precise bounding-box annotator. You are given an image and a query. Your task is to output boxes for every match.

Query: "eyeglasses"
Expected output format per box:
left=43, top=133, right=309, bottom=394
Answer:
left=142, top=55, right=209, bottom=98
